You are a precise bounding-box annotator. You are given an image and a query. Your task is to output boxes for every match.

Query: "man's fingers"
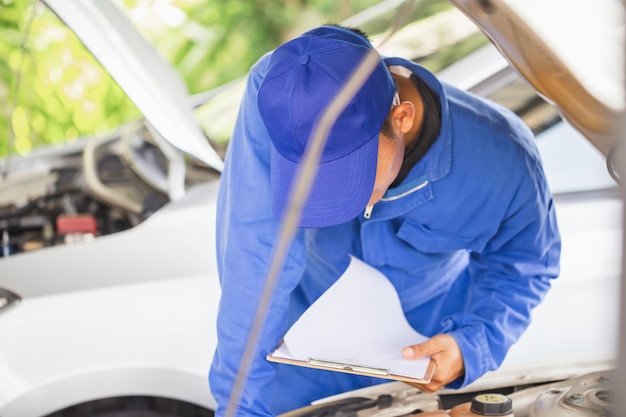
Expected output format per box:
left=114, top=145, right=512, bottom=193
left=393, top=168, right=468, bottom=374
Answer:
left=402, top=334, right=465, bottom=394
left=402, top=339, right=434, bottom=359
left=402, top=345, right=421, bottom=359
left=403, top=334, right=450, bottom=359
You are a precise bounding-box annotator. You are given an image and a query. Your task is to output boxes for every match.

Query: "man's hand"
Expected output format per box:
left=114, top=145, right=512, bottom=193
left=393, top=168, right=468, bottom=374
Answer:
left=402, top=334, right=464, bottom=393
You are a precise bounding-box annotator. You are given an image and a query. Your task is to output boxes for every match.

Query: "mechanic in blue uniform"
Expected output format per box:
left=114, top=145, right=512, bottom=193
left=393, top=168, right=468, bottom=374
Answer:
left=209, top=25, right=561, bottom=416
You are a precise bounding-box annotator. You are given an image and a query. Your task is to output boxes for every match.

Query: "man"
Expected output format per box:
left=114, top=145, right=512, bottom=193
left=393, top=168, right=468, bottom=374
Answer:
left=209, top=24, right=560, bottom=416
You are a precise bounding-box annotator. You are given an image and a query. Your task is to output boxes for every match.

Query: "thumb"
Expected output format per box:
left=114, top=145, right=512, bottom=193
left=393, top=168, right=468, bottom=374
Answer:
left=402, top=337, right=442, bottom=359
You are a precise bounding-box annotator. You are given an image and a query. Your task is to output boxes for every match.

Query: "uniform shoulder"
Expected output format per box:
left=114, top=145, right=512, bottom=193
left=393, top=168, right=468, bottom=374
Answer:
left=247, top=52, right=274, bottom=88
left=446, top=83, right=530, bottom=135
left=443, top=82, right=539, bottom=159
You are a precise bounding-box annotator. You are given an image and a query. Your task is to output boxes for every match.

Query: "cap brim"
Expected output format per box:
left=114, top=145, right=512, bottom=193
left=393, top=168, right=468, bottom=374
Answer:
left=271, top=136, right=378, bottom=228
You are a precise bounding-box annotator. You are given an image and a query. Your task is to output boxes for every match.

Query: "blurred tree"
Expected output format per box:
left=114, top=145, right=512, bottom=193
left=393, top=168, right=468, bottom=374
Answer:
left=0, top=0, right=140, bottom=157
left=0, top=0, right=381, bottom=157
left=122, top=0, right=390, bottom=93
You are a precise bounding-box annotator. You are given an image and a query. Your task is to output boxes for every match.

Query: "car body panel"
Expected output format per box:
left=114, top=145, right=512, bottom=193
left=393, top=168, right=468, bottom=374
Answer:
left=0, top=276, right=218, bottom=416
left=0, top=183, right=220, bottom=416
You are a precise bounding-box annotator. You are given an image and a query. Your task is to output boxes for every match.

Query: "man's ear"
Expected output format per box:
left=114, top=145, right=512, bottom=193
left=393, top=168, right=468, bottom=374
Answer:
left=392, top=101, right=415, bottom=134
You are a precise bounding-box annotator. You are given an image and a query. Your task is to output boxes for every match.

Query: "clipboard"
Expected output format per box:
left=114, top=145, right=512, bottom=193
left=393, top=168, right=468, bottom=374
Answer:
left=265, top=256, right=438, bottom=384
left=267, top=347, right=436, bottom=384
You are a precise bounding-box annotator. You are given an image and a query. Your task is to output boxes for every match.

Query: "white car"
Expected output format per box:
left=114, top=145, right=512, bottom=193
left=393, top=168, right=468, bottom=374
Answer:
left=0, top=0, right=623, bottom=416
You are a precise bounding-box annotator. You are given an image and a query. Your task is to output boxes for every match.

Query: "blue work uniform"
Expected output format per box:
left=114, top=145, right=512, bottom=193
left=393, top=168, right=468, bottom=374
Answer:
left=209, top=54, right=561, bottom=416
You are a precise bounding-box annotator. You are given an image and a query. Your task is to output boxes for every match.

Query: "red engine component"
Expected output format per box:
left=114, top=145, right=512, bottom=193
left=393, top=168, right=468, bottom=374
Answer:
left=56, top=214, right=98, bottom=235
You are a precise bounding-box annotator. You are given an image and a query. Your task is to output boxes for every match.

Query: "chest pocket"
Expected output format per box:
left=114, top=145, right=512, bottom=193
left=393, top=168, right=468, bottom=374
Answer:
left=397, top=220, right=476, bottom=255
left=370, top=219, right=476, bottom=277
left=362, top=219, right=475, bottom=272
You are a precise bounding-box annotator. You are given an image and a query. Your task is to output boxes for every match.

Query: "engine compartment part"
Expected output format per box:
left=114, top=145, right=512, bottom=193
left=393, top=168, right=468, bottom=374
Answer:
left=0, top=120, right=218, bottom=258
left=283, top=370, right=614, bottom=417
left=0, top=288, right=21, bottom=314
left=526, top=371, right=612, bottom=417
left=449, top=393, right=513, bottom=416
left=281, top=392, right=442, bottom=417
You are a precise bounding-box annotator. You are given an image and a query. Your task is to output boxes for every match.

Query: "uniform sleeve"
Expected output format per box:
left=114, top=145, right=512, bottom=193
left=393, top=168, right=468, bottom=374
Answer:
left=444, top=156, right=561, bottom=388
left=209, top=54, right=307, bottom=417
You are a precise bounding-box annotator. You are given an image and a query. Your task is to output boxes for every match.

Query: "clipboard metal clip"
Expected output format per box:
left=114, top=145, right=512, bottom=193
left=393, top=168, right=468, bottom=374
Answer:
left=308, top=358, right=390, bottom=376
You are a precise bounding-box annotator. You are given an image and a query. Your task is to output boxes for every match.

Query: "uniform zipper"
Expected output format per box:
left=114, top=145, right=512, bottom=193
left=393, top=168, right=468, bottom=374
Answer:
left=363, top=179, right=429, bottom=219
left=364, top=205, right=374, bottom=219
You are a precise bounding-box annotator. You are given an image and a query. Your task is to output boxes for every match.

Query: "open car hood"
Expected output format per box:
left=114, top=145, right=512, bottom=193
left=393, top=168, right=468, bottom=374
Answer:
left=450, top=0, right=625, bottom=159
left=42, top=0, right=224, bottom=173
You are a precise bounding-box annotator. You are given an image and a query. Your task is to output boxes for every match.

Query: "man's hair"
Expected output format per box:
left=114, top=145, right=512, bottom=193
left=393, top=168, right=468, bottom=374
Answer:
left=380, top=113, right=399, bottom=141
left=323, top=23, right=370, bottom=41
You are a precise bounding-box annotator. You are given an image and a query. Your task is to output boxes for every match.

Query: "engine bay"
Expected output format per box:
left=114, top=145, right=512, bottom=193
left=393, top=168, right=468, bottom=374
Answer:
left=0, top=119, right=218, bottom=257
left=282, top=370, right=614, bottom=417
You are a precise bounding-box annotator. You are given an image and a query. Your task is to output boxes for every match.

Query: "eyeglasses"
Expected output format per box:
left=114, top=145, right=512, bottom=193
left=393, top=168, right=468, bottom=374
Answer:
left=392, top=91, right=400, bottom=106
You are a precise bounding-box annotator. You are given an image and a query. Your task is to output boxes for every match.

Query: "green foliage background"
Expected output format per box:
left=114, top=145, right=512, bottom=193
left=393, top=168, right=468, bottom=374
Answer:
left=1, top=0, right=141, bottom=155
left=0, top=0, right=387, bottom=157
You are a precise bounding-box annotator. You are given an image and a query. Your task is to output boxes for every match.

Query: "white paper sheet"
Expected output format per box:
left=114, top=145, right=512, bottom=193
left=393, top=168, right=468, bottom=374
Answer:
left=272, top=256, right=431, bottom=379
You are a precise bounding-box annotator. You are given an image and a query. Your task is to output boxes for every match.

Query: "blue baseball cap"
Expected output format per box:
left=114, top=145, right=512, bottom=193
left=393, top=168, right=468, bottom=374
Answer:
left=257, top=25, right=396, bottom=228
